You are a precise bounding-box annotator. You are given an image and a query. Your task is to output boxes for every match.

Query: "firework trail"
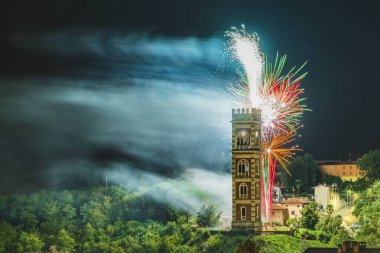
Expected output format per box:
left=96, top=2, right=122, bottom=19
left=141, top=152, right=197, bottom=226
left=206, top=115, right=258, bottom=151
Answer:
left=226, top=26, right=308, bottom=222
left=225, top=25, right=264, bottom=108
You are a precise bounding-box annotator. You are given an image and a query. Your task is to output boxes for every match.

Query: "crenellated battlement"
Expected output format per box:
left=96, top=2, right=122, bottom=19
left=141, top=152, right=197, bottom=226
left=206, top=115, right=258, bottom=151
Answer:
left=232, top=108, right=261, bottom=121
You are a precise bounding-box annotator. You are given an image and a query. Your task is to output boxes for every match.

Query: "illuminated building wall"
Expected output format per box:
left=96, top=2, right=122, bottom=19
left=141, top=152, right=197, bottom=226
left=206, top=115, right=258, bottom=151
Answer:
left=318, top=161, right=362, bottom=182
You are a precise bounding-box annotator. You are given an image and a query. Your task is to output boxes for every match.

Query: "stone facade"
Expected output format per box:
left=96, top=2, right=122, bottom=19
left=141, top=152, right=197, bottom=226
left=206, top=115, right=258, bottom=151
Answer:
left=269, top=204, right=289, bottom=226
left=231, top=108, right=262, bottom=231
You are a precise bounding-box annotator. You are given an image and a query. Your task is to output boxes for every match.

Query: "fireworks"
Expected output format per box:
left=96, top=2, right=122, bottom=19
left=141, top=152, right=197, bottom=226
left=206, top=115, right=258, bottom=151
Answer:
left=226, top=26, right=308, bottom=222
left=225, top=25, right=264, bottom=108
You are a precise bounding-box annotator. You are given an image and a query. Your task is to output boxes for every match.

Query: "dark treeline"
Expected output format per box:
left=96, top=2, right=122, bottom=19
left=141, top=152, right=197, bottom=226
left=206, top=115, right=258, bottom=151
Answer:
left=0, top=186, right=222, bottom=253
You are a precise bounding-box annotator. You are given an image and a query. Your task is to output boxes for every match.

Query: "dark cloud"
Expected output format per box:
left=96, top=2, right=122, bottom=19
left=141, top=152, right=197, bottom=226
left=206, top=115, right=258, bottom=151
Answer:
left=0, top=33, right=233, bottom=193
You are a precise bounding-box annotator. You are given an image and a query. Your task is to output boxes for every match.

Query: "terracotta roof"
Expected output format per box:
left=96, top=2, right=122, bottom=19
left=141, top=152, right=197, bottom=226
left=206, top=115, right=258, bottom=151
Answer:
left=271, top=204, right=288, bottom=210
left=280, top=198, right=310, bottom=205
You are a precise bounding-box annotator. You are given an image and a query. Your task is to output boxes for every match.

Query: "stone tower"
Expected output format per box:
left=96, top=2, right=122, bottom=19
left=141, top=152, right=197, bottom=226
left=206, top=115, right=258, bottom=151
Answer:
left=231, top=108, right=262, bottom=230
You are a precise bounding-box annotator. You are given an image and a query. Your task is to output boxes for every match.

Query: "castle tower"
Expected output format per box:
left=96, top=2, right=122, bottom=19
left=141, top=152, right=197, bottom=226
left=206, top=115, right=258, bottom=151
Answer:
left=231, top=108, right=262, bottom=230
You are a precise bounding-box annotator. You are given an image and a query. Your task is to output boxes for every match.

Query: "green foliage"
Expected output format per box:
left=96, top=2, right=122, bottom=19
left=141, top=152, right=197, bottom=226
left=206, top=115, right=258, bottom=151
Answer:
left=316, top=215, right=342, bottom=235
left=351, top=149, right=380, bottom=191
left=17, top=232, right=45, bottom=253
left=0, top=220, right=17, bottom=253
left=326, top=204, right=334, bottom=215
left=315, top=230, right=329, bottom=243
left=300, top=201, right=320, bottom=229
left=353, top=180, right=380, bottom=247
left=0, top=186, right=338, bottom=253
left=320, top=174, right=344, bottom=189
left=54, top=229, right=76, bottom=252
left=355, top=223, right=380, bottom=248
left=0, top=186, right=228, bottom=253
left=358, top=149, right=380, bottom=182
left=286, top=218, right=300, bottom=229
left=252, top=234, right=333, bottom=253
left=329, top=228, right=352, bottom=246
left=235, top=238, right=260, bottom=253
left=295, top=228, right=317, bottom=240
left=196, top=204, right=221, bottom=227
left=282, top=154, right=317, bottom=194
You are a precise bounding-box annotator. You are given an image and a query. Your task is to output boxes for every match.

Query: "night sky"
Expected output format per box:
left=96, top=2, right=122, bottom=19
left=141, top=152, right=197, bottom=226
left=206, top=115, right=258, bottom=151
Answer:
left=0, top=0, right=379, bottom=193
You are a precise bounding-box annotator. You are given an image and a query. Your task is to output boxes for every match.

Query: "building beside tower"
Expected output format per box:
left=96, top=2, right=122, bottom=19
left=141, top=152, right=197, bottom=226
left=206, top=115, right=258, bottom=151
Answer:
left=317, top=161, right=362, bottom=181
left=231, top=108, right=262, bottom=231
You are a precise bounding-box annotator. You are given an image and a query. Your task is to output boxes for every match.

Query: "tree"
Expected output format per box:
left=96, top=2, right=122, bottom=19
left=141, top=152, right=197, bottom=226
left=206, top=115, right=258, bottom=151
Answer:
left=300, top=202, right=320, bottom=230
left=315, top=214, right=343, bottom=239
left=282, top=154, right=317, bottom=194
left=0, top=220, right=17, bottom=253
left=320, top=174, right=343, bottom=189
left=16, top=232, right=45, bottom=253
left=55, top=229, right=76, bottom=252
left=196, top=204, right=221, bottom=227
left=355, top=149, right=380, bottom=190
left=353, top=180, right=380, bottom=247
left=330, top=228, right=351, bottom=246
left=80, top=197, right=110, bottom=227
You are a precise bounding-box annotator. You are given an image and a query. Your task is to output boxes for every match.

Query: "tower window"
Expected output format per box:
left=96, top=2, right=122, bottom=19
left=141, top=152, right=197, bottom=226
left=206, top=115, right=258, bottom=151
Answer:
left=237, top=160, right=249, bottom=176
left=236, top=130, right=250, bottom=148
left=241, top=207, right=246, bottom=220
left=239, top=183, right=248, bottom=199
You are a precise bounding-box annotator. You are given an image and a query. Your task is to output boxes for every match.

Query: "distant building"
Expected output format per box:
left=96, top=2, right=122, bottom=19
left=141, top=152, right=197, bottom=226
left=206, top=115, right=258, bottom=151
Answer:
left=314, top=184, right=345, bottom=211
left=269, top=204, right=288, bottom=226
left=317, top=160, right=362, bottom=181
left=280, top=197, right=309, bottom=220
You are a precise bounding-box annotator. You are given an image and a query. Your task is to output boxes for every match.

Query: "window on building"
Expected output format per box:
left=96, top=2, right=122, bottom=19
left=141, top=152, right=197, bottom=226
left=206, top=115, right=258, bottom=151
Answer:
left=297, top=205, right=299, bottom=208
left=237, top=160, right=249, bottom=176
left=241, top=207, right=246, bottom=220
left=291, top=211, right=295, bottom=215
left=271, top=211, right=275, bottom=215
left=343, top=172, right=345, bottom=175
left=239, top=184, right=248, bottom=199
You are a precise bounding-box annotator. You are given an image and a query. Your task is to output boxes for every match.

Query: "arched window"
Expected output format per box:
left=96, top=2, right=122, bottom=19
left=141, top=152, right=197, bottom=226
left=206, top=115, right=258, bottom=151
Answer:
left=237, top=160, right=249, bottom=176
left=241, top=206, right=246, bottom=220
left=239, top=183, right=248, bottom=199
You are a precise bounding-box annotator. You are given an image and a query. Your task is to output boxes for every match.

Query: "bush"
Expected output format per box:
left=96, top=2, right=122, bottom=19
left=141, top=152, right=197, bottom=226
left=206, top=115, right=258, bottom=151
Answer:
left=330, top=228, right=351, bottom=246
left=296, top=228, right=316, bottom=240
left=196, top=204, right=221, bottom=228
left=235, top=238, right=260, bottom=253
left=315, top=230, right=329, bottom=243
